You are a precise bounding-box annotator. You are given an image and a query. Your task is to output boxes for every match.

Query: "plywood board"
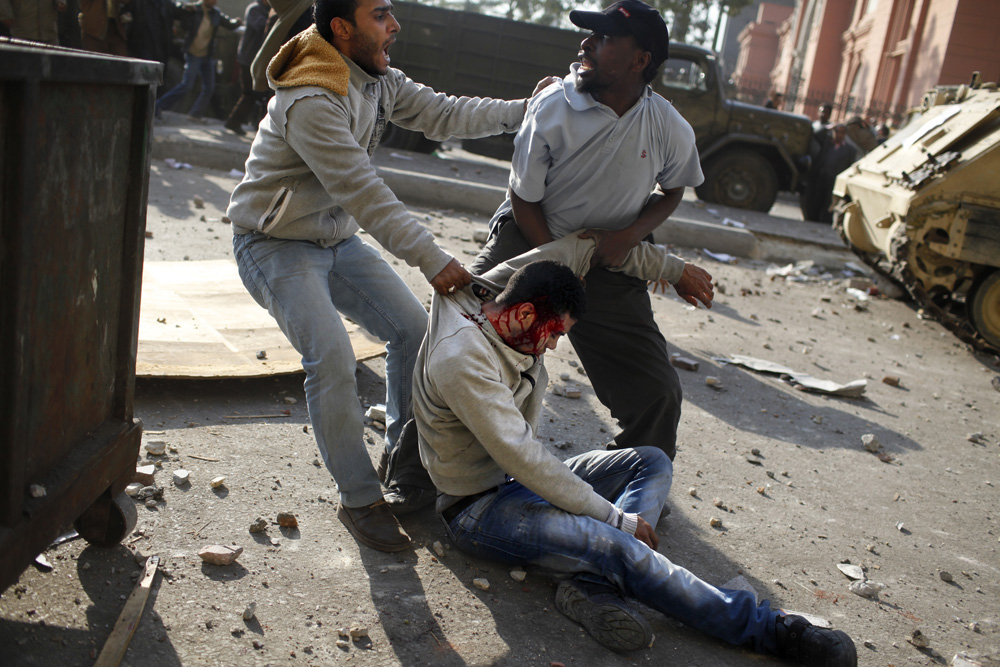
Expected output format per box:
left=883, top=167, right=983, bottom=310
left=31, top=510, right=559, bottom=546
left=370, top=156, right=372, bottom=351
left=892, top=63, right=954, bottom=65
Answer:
left=137, top=260, right=385, bottom=378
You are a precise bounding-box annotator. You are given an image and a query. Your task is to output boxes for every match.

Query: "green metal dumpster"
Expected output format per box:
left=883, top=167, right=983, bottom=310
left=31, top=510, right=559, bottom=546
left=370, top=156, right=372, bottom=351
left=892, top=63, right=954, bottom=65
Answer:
left=0, top=39, right=161, bottom=592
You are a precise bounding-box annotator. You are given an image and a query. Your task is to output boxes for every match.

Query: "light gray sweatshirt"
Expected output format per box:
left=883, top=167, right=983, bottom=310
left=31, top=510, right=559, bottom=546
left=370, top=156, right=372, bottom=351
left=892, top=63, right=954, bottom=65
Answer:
left=414, top=232, right=686, bottom=521
left=227, top=25, right=525, bottom=281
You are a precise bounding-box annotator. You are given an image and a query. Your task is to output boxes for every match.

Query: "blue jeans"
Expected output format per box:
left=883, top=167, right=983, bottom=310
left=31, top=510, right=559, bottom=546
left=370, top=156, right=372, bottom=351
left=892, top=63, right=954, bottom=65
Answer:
left=443, top=447, right=778, bottom=652
left=156, top=52, right=216, bottom=118
left=234, top=233, right=428, bottom=507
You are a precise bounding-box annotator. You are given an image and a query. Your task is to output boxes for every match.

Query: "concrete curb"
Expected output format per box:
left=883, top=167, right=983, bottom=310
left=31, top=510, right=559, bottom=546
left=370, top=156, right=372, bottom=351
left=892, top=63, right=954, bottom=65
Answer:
left=151, top=120, right=854, bottom=266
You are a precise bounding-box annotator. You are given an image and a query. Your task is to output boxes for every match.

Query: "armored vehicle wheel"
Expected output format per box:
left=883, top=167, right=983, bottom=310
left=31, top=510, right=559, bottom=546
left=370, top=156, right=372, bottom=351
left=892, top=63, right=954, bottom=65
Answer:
left=73, top=491, right=137, bottom=548
left=696, top=150, right=778, bottom=212
left=970, top=270, right=1000, bottom=350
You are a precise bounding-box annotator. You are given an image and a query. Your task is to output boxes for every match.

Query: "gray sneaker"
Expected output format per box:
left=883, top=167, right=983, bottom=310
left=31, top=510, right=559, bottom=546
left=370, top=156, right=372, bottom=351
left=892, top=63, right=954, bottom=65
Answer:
left=554, top=579, right=653, bottom=652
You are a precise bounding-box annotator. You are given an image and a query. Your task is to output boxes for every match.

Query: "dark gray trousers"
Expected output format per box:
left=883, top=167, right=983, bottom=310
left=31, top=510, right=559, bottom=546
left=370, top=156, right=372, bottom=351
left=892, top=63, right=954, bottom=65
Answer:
left=469, top=217, right=682, bottom=459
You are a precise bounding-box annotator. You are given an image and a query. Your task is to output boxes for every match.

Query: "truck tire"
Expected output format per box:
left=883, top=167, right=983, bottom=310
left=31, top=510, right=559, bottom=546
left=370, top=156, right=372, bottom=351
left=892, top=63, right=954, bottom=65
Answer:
left=970, top=269, right=1000, bottom=350
left=379, top=123, right=440, bottom=154
left=696, top=150, right=778, bottom=212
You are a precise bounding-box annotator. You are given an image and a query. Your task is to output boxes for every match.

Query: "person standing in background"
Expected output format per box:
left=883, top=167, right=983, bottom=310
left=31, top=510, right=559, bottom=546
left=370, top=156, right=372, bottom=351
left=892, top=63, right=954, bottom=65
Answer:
left=224, top=0, right=270, bottom=135
left=154, top=0, right=241, bottom=119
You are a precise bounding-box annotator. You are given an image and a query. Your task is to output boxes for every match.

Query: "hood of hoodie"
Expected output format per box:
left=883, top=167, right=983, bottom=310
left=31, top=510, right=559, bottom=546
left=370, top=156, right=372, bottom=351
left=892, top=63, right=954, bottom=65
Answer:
left=267, top=24, right=351, bottom=96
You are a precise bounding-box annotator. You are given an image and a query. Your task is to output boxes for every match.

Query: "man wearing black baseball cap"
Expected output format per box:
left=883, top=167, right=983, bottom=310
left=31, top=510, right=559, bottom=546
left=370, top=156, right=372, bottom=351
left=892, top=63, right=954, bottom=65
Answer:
left=468, top=2, right=857, bottom=661
left=569, top=0, right=670, bottom=78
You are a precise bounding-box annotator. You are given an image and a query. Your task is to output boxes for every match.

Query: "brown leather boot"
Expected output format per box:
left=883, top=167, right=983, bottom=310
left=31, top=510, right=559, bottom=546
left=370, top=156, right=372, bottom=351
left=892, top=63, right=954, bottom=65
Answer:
left=337, top=499, right=411, bottom=552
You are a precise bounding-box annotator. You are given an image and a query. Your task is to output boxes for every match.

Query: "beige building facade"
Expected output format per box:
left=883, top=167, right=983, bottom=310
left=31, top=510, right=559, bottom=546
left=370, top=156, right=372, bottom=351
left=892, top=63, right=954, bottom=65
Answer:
left=748, top=0, right=1000, bottom=123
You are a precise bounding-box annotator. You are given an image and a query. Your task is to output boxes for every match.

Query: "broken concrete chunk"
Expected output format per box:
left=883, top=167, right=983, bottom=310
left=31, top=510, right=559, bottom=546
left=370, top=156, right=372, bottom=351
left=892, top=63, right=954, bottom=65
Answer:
left=432, top=541, right=445, bottom=558
left=134, top=465, right=156, bottom=485
left=277, top=512, right=298, bottom=528
left=837, top=563, right=864, bottom=580
left=670, top=353, right=700, bottom=372
left=172, top=469, right=191, bottom=486
left=136, top=485, right=163, bottom=500
left=337, top=628, right=350, bottom=638
left=349, top=626, right=368, bottom=640
left=907, top=629, right=930, bottom=649
left=242, top=602, right=256, bottom=621
left=365, top=404, right=387, bottom=422
left=249, top=518, right=268, bottom=533
left=848, top=579, right=885, bottom=600
left=705, top=376, right=721, bottom=388
left=861, top=434, right=881, bottom=453
left=145, top=440, right=167, bottom=456
left=125, top=482, right=143, bottom=497
left=509, top=569, right=527, bottom=582
left=472, top=577, right=490, bottom=591
left=709, top=517, right=723, bottom=528
left=210, top=476, right=226, bottom=489
left=198, top=544, right=243, bottom=566
left=283, top=396, right=297, bottom=405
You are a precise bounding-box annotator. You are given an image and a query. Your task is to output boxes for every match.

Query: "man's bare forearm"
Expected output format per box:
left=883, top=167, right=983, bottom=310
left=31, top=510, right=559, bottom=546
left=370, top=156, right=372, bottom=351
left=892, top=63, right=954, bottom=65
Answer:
left=626, top=186, right=684, bottom=243
left=510, top=190, right=554, bottom=248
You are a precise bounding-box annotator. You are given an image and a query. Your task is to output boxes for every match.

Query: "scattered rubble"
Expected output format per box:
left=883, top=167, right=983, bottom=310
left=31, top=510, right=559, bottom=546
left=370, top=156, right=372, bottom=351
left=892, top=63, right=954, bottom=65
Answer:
left=249, top=518, right=267, bottom=534
left=861, top=434, right=882, bottom=453
left=709, top=517, right=723, bottom=528
left=670, top=354, right=700, bottom=372
left=242, top=602, right=256, bottom=621
left=145, top=440, right=167, bottom=455
left=882, top=376, right=901, bottom=387
left=837, top=563, right=864, bottom=580
left=277, top=512, right=298, bottom=528
left=718, top=354, right=867, bottom=397
left=134, top=465, right=156, bottom=485
left=28, top=484, right=46, bottom=498
left=431, top=541, right=445, bottom=558
left=848, top=580, right=885, bottom=600
left=210, top=476, right=226, bottom=489
left=509, top=569, right=526, bottom=582
left=197, top=545, right=243, bottom=566
left=907, top=629, right=930, bottom=649
left=172, top=469, right=191, bottom=486
left=472, top=578, right=490, bottom=591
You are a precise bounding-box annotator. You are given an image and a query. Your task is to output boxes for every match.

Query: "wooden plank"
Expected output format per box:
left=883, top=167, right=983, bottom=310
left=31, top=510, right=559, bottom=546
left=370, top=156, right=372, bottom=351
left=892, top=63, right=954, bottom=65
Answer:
left=137, top=260, right=386, bottom=378
left=93, top=555, right=159, bottom=667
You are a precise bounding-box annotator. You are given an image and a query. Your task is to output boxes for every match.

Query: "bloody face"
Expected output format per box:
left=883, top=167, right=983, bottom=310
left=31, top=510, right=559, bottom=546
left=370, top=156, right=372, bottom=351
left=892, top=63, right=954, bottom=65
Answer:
left=495, top=304, right=575, bottom=356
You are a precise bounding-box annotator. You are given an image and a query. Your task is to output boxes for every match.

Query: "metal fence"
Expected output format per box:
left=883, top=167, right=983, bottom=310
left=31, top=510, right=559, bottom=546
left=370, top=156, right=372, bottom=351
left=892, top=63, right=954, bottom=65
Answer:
left=732, top=75, right=907, bottom=124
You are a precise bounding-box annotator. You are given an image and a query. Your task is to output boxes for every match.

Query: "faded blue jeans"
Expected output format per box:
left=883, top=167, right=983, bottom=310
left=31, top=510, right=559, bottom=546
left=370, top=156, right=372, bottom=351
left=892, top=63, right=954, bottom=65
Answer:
left=234, top=232, right=427, bottom=507
left=156, top=52, right=216, bottom=118
left=442, top=447, right=778, bottom=652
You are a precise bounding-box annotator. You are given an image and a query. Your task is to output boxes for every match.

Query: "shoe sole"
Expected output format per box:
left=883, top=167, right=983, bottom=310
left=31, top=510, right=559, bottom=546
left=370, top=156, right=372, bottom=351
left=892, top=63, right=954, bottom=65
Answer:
left=337, top=505, right=411, bottom=553
left=555, top=580, right=653, bottom=652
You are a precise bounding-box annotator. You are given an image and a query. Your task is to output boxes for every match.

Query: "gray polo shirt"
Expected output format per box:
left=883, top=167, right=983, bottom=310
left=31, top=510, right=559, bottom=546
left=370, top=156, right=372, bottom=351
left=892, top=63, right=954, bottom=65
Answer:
left=491, top=63, right=703, bottom=240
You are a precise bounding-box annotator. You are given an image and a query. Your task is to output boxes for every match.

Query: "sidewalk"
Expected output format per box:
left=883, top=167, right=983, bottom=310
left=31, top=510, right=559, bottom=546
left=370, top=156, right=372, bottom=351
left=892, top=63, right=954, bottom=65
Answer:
left=152, top=112, right=852, bottom=265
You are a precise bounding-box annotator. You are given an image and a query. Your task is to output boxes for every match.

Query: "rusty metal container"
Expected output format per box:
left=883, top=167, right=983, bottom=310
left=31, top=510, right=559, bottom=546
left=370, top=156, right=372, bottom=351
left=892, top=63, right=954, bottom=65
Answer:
left=0, top=39, right=161, bottom=592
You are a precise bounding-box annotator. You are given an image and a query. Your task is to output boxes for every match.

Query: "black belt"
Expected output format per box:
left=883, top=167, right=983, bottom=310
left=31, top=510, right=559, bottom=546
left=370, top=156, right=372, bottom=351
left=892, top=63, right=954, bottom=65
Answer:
left=440, top=488, right=494, bottom=523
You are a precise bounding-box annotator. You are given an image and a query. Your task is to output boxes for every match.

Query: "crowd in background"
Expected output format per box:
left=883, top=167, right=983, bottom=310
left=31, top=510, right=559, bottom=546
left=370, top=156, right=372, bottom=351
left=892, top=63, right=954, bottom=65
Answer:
left=0, top=0, right=308, bottom=132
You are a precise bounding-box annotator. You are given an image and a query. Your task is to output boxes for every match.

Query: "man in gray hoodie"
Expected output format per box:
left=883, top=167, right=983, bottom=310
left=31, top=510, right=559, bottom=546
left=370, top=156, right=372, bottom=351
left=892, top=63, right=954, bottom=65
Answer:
left=413, top=234, right=857, bottom=665
left=227, top=0, right=548, bottom=553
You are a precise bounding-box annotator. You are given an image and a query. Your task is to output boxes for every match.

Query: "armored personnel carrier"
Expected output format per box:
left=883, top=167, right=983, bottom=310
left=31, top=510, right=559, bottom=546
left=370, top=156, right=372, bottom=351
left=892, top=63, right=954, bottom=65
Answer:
left=832, top=73, right=1000, bottom=353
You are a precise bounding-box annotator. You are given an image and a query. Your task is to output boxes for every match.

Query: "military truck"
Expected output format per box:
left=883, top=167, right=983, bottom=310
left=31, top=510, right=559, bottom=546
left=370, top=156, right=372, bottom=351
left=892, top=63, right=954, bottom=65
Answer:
left=832, top=73, right=1000, bottom=353
left=384, top=1, right=813, bottom=213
